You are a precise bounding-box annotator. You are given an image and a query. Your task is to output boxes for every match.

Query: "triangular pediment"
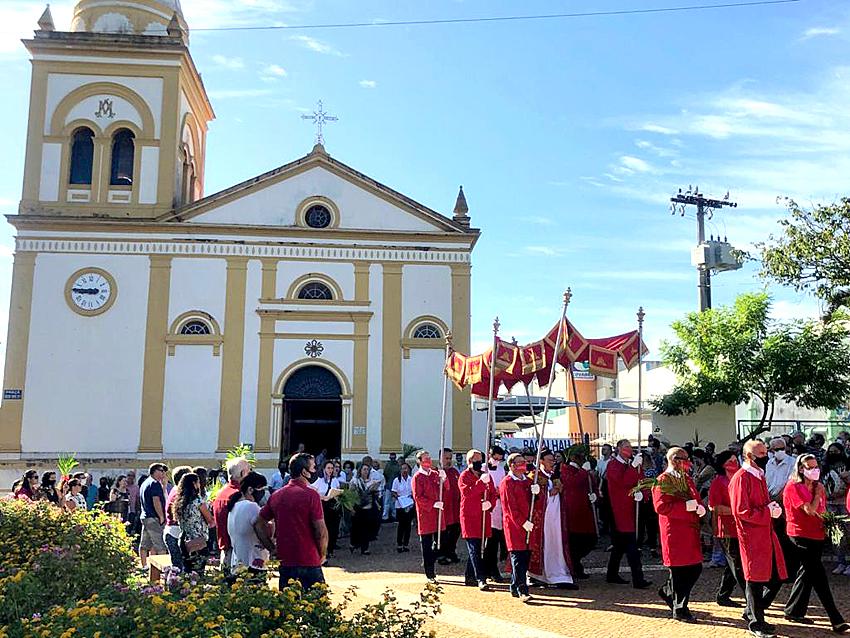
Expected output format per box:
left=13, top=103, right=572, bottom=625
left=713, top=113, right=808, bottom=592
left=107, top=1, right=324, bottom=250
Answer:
left=162, top=146, right=473, bottom=235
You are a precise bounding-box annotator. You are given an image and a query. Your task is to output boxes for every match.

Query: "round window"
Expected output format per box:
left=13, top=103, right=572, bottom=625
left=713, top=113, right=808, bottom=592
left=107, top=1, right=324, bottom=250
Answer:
left=305, top=204, right=332, bottom=229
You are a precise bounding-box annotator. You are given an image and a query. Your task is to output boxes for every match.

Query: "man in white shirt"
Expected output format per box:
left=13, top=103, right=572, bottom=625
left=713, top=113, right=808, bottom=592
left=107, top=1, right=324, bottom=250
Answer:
left=391, top=463, right=415, bottom=552
left=764, top=437, right=799, bottom=581
left=596, top=444, right=614, bottom=478
left=482, top=445, right=508, bottom=582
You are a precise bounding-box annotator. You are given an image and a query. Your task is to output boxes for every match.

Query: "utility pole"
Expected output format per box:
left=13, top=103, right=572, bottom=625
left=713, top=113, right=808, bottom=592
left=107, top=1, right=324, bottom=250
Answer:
left=671, top=186, right=738, bottom=312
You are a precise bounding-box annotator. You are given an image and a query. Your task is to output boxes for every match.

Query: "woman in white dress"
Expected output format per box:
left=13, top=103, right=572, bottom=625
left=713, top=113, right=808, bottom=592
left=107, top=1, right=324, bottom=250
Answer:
left=227, top=472, right=273, bottom=577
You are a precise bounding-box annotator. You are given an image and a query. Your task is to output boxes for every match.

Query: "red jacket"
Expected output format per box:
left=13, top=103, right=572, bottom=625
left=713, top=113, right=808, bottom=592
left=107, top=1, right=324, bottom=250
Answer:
left=442, top=467, right=461, bottom=527
left=729, top=466, right=788, bottom=583
left=561, top=463, right=597, bottom=535
left=708, top=474, right=737, bottom=539
left=606, top=457, right=643, bottom=534
left=412, top=469, right=446, bottom=536
left=652, top=472, right=703, bottom=567
left=459, top=469, right=498, bottom=539
left=499, top=473, right=532, bottom=551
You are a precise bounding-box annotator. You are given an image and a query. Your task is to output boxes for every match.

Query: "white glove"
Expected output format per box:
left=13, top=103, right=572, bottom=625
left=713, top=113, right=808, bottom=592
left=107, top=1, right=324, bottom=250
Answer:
left=530, top=484, right=541, bottom=496
left=685, top=499, right=698, bottom=512
left=480, top=473, right=491, bottom=484
left=582, top=462, right=592, bottom=471
left=696, top=504, right=707, bottom=518
left=633, top=491, right=643, bottom=503
left=588, top=493, right=598, bottom=504
left=631, top=453, right=643, bottom=468
left=438, top=469, right=447, bottom=481
left=482, top=501, right=492, bottom=512
left=768, top=501, right=782, bottom=519
left=522, top=520, right=534, bottom=533
left=434, top=501, right=444, bottom=510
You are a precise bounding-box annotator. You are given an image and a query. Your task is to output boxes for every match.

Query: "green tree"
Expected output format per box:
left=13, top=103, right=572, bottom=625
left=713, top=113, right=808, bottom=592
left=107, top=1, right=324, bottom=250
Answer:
left=759, top=198, right=850, bottom=317
left=652, top=293, right=850, bottom=440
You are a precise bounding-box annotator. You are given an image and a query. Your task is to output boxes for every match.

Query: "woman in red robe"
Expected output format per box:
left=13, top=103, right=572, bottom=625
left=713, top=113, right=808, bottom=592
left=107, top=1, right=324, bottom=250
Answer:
left=653, top=447, right=706, bottom=623
left=708, top=451, right=746, bottom=608
left=499, top=452, right=536, bottom=603
left=729, top=440, right=788, bottom=638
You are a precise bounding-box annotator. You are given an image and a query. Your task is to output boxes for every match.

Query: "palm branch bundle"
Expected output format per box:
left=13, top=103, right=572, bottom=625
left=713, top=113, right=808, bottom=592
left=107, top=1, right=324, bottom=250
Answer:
left=334, top=486, right=360, bottom=513
left=822, top=511, right=850, bottom=547
left=57, top=453, right=79, bottom=480
left=630, top=473, right=691, bottom=500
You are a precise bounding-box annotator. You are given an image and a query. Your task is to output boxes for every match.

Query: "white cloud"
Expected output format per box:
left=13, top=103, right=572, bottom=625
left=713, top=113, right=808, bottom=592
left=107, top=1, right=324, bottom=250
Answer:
left=211, top=55, right=244, bottom=70
left=524, top=246, right=560, bottom=256
left=290, top=35, right=345, bottom=57
left=802, top=27, right=841, bottom=40
left=641, top=123, right=678, bottom=135
left=618, top=155, right=652, bottom=173
left=259, top=64, right=287, bottom=82
left=359, top=80, right=377, bottom=89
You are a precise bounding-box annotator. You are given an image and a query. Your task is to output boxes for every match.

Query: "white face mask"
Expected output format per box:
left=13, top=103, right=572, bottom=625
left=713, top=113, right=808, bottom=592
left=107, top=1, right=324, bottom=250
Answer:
left=774, top=450, right=787, bottom=462
left=803, top=468, right=821, bottom=482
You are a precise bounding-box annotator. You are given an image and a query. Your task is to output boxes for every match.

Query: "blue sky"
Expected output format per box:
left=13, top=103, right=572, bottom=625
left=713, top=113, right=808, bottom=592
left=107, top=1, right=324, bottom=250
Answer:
left=0, top=0, right=846, bottom=361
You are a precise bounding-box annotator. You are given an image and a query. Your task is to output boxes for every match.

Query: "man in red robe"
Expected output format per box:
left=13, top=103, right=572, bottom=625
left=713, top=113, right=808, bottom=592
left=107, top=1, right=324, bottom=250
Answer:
left=499, top=452, right=536, bottom=603
left=561, top=446, right=598, bottom=580
left=528, top=449, right=576, bottom=589
left=438, top=447, right=462, bottom=565
left=653, top=447, right=707, bottom=623
left=411, top=449, right=446, bottom=584
left=605, top=439, right=652, bottom=588
left=459, top=448, right=498, bottom=590
left=730, top=440, right=788, bottom=638
left=709, top=450, right=746, bottom=608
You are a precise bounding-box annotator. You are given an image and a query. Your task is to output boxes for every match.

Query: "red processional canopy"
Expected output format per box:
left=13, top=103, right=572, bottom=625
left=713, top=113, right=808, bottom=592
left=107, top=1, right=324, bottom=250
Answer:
left=445, top=318, right=648, bottom=399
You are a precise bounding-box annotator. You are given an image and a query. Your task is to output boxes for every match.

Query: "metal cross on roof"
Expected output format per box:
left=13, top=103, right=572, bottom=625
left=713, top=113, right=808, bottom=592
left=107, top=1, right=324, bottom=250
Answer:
left=301, top=100, right=338, bottom=146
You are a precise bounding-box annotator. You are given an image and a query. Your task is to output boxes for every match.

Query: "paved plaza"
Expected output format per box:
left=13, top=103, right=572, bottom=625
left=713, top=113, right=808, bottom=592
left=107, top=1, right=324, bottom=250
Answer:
left=324, top=524, right=847, bottom=638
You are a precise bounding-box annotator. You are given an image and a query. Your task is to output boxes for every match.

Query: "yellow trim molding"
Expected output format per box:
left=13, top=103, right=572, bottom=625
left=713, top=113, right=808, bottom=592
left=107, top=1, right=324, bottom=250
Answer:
left=451, top=263, right=472, bottom=450
left=274, top=358, right=353, bottom=396
left=217, top=257, right=248, bottom=452
left=401, top=315, right=449, bottom=359
left=254, top=315, right=275, bottom=452
left=380, top=263, right=403, bottom=453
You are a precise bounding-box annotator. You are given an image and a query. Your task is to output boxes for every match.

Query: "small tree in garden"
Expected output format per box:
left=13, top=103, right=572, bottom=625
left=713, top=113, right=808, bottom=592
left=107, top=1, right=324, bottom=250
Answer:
left=652, top=293, right=850, bottom=441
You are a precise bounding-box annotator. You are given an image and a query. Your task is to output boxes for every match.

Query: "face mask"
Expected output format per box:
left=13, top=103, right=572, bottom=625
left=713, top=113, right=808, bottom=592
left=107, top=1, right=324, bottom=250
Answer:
left=620, top=449, right=632, bottom=460
left=754, top=455, right=769, bottom=470
left=514, top=463, right=527, bottom=474
left=774, top=450, right=787, bottom=462
left=803, top=468, right=821, bottom=482
left=420, top=459, right=432, bottom=470
left=681, top=460, right=693, bottom=473
left=253, top=487, right=266, bottom=500
left=724, top=464, right=738, bottom=477
left=471, top=460, right=483, bottom=472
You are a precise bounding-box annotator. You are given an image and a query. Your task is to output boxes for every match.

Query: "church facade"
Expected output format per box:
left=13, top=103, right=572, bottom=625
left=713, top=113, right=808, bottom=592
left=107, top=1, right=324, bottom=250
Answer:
left=0, top=0, right=477, bottom=470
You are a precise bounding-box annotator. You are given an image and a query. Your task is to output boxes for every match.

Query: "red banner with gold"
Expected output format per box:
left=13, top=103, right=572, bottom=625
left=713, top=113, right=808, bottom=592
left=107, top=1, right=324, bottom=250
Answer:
left=587, top=344, right=619, bottom=377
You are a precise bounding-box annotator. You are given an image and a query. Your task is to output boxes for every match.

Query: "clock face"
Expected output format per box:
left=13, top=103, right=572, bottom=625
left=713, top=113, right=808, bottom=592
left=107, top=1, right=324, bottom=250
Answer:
left=65, top=268, right=117, bottom=316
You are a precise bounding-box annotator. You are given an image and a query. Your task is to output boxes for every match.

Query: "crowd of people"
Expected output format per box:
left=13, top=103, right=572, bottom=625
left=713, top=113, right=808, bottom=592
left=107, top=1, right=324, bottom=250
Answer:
left=8, top=429, right=850, bottom=638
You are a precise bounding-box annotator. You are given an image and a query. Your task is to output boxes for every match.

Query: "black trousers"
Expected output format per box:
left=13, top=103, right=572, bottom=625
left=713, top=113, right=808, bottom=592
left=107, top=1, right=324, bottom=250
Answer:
left=439, top=522, right=461, bottom=559
left=396, top=506, right=414, bottom=547
left=420, top=533, right=439, bottom=579
left=785, top=536, right=845, bottom=626
left=510, top=550, right=530, bottom=596
left=744, top=558, right=784, bottom=630
left=773, top=516, right=798, bottom=579
left=663, top=563, right=702, bottom=616
left=717, top=537, right=746, bottom=601
left=607, top=531, right=645, bottom=585
left=350, top=508, right=372, bottom=552
left=464, top=538, right=486, bottom=584
left=483, top=527, right=507, bottom=579
left=322, top=502, right=340, bottom=554
left=568, top=532, right=597, bottom=576
left=638, top=499, right=659, bottom=549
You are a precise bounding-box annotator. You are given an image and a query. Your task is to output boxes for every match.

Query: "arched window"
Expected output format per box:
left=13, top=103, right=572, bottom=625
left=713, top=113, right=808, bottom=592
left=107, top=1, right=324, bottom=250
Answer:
left=413, top=323, right=443, bottom=339
left=110, top=129, right=135, bottom=186
left=297, top=282, right=334, bottom=300
left=180, top=320, right=211, bottom=335
left=69, top=128, right=95, bottom=185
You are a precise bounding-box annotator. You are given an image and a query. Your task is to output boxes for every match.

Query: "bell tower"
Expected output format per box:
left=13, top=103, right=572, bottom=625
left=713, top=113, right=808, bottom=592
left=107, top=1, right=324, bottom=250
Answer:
left=19, top=1, right=214, bottom=218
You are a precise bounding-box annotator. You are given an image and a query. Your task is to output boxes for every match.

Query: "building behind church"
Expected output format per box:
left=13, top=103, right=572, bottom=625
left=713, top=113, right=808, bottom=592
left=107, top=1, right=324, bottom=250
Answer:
left=0, top=0, right=477, bottom=476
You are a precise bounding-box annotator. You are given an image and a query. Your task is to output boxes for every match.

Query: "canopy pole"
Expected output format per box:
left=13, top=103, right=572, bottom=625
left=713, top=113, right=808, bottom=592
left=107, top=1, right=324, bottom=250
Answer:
left=435, top=333, right=452, bottom=551
left=526, top=289, right=571, bottom=544
left=635, top=307, right=646, bottom=542
left=481, top=317, right=500, bottom=556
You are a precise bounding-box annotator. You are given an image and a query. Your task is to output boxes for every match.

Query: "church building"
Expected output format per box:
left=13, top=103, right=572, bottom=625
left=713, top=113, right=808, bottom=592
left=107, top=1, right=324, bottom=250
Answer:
left=0, top=0, right=477, bottom=471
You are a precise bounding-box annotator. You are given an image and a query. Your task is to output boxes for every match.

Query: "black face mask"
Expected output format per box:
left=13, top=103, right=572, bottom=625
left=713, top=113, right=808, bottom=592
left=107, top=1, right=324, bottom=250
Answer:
left=754, top=455, right=769, bottom=470
left=471, top=460, right=483, bottom=472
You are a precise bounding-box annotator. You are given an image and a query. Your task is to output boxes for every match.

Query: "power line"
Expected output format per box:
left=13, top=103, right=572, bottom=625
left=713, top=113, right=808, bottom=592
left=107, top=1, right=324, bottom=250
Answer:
left=189, top=0, right=802, bottom=32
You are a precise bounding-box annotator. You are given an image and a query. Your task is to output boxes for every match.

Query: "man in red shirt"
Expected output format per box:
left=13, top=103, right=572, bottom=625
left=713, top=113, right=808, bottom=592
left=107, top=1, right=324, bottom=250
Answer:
left=459, top=448, right=497, bottom=590
left=437, top=447, right=462, bottom=565
left=605, top=439, right=652, bottom=589
left=499, top=452, right=538, bottom=603
left=212, top=456, right=250, bottom=575
left=730, top=440, right=787, bottom=638
left=708, top=450, right=746, bottom=608
left=259, top=453, right=328, bottom=590
left=653, top=447, right=706, bottom=623
left=412, top=450, right=445, bottom=583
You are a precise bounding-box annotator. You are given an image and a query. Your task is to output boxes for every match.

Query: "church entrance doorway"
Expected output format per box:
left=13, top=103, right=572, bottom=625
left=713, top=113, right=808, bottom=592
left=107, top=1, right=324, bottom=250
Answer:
left=280, top=365, right=342, bottom=462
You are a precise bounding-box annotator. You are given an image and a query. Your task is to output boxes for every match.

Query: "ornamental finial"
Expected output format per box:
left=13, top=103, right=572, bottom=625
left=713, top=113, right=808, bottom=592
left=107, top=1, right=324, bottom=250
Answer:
left=564, top=288, right=572, bottom=307
left=637, top=306, right=646, bottom=325
left=493, top=317, right=500, bottom=335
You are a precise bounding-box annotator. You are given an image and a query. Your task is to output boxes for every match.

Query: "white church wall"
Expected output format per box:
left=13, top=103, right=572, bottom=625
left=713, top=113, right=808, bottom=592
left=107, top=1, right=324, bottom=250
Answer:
left=64, top=96, right=143, bottom=131
left=43, top=74, right=164, bottom=138
left=401, top=265, right=451, bottom=328
left=139, top=147, right=160, bottom=204
left=273, top=340, right=355, bottom=391
left=239, top=260, right=262, bottom=445
left=366, top=264, right=384, bottom=456
left=401, top=349, right=447, bottom=456
left=193, top=166, right=442, bottom=233
left=38, top=143, right=61, bottom=202
left=278, top=320, right=352, bottom=335
left=21, top=253, right=150, bottom=455
left=167, top=258, right=226, bottom=328
left=275, top=261, right=354, bottom=299
left=162, top=346, right=221, bottom=455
